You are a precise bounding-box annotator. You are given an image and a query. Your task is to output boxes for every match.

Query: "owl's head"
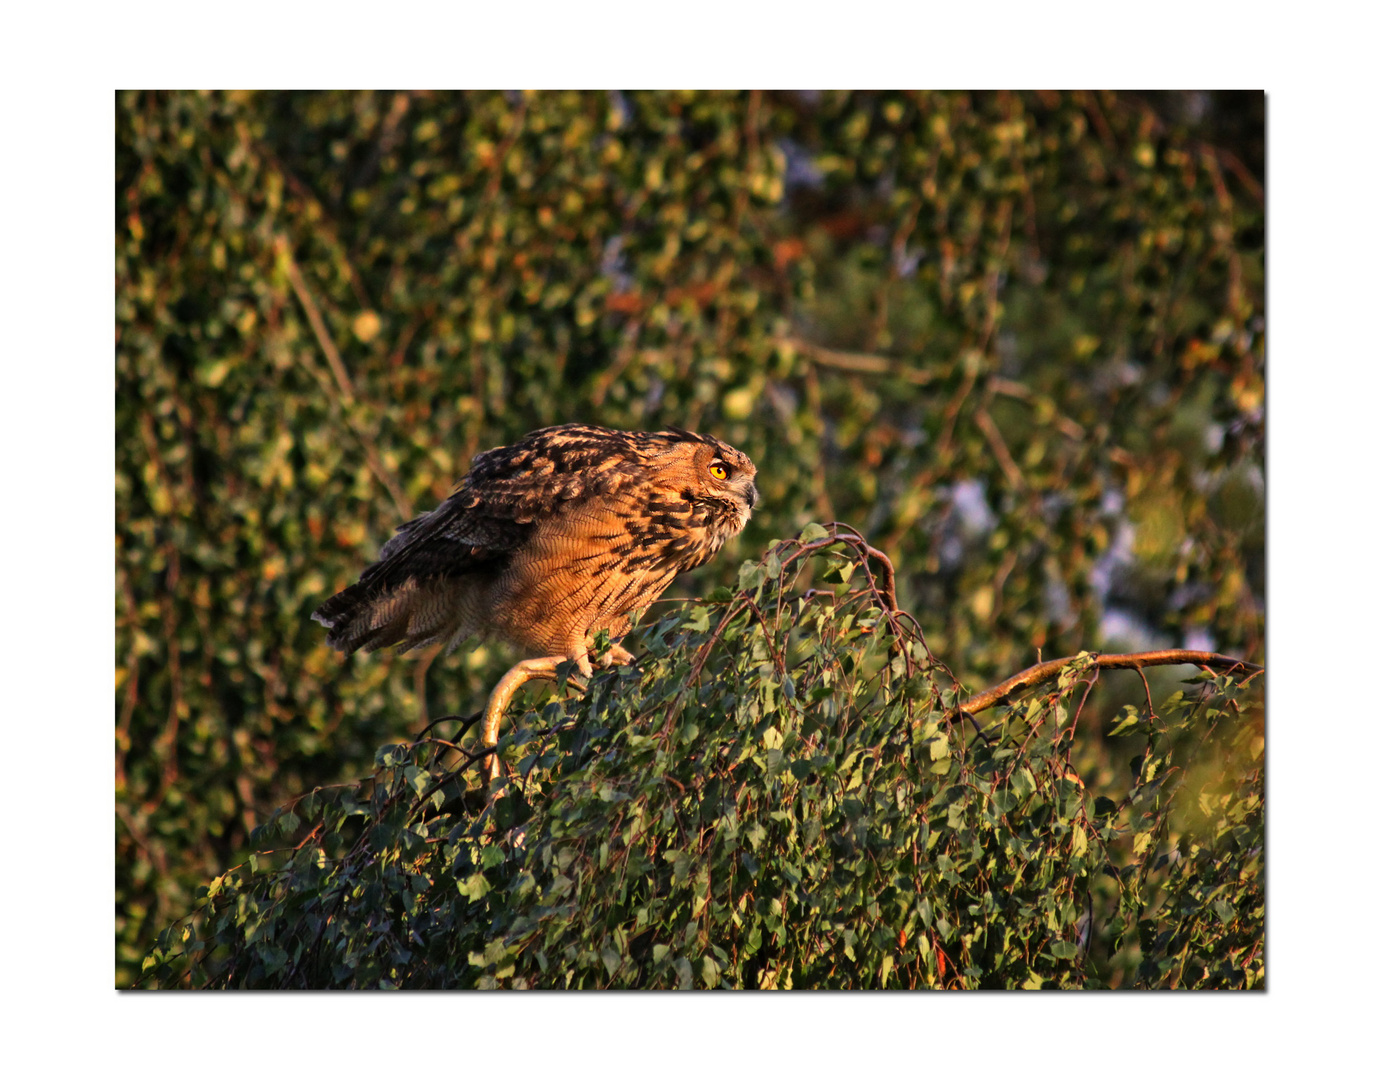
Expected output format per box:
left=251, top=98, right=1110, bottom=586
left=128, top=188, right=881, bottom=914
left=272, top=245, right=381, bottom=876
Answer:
left=661, top=429, right=759, bottom=537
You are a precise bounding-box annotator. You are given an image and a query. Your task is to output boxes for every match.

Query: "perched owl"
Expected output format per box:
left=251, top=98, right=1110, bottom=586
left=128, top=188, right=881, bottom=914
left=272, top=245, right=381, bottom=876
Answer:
left=312, top=424, right=759, bottom=678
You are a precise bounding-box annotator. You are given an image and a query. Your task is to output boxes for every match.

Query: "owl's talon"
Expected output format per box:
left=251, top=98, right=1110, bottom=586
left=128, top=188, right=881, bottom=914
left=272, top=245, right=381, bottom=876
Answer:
left=601, top=643, right=636, bottom=668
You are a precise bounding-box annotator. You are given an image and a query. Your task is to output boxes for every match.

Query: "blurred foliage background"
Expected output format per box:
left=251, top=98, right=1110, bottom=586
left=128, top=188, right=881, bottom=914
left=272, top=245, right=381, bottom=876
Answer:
left=116, top=89, right=1263, bottom=986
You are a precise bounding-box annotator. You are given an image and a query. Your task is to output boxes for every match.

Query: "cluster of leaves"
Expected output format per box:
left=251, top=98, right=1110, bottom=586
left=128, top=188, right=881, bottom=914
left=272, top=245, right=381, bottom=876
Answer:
left=117, top=91, right=1263, bottom=983
left=1104, top=681, right=1264, bottom=988
left=141, top=534, right=1262, bottom=989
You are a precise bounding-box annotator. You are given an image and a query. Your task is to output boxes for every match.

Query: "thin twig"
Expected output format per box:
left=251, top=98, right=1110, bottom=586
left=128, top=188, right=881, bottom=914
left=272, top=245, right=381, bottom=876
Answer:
left=416, top=710, right=483, bottom=741
left=485, top=97, right=529, bottom=202
left=973, top=407, right=1025, bottom=489
left=1134, top=666, right=1157, bottom=719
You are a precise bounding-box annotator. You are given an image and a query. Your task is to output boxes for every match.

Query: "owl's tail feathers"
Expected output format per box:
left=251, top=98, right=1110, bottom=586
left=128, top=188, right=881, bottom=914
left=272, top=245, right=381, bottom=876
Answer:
left=311, top=577, right=468, bottom=655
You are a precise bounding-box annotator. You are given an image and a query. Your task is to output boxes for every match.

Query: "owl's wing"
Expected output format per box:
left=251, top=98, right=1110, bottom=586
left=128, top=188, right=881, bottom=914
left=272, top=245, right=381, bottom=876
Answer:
left=312, top=427, right=651, bottom=655
left=311, top=486, right=533, bottom=655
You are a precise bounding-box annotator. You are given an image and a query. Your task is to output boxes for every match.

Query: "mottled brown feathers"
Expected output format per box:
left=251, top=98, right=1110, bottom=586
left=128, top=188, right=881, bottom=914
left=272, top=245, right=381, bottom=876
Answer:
left=311, top=424, right=758, bottom=674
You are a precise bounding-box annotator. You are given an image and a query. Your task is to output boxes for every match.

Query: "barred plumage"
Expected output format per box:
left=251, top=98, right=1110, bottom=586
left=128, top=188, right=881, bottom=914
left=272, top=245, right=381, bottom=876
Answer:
left=312, top=424, right=758, bottom=678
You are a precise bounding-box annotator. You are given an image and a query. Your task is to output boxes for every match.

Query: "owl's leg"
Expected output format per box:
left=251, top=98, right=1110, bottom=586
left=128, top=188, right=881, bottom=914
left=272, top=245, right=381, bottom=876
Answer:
left=480, top=655, right=586, bottom=785
left=479, top=640, right=631, bottom=786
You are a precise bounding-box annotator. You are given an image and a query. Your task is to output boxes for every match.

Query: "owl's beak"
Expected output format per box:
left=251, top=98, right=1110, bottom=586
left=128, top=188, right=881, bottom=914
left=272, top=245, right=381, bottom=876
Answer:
left=746, top=483, right=759, bottom=509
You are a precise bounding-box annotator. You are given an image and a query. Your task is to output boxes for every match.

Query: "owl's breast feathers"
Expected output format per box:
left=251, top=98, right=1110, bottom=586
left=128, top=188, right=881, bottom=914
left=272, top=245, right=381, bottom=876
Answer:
left=311, top=424, right=756, bottom=659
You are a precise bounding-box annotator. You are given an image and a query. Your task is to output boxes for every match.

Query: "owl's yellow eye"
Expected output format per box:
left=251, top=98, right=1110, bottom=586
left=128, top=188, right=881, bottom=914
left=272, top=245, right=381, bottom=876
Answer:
left=709, top=463, right=729, bottom=480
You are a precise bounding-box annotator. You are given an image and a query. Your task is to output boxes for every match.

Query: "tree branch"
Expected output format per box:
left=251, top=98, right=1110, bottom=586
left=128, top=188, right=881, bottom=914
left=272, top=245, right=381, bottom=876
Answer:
left=954, top=649, right=1262, bottom=720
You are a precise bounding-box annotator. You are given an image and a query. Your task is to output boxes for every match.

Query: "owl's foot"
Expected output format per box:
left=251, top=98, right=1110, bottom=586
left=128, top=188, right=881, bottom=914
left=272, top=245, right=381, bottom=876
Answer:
left=599, top=643, right=636, bottom=668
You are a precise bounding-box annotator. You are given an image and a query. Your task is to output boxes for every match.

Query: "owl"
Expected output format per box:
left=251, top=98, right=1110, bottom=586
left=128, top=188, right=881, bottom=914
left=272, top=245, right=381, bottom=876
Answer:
left=312, top=425, right=758, bottom=777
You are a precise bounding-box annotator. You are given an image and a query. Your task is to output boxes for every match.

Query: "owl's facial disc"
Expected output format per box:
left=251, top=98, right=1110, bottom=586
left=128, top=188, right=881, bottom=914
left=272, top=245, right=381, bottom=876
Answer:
left=704, top=450, right=757, bottom=517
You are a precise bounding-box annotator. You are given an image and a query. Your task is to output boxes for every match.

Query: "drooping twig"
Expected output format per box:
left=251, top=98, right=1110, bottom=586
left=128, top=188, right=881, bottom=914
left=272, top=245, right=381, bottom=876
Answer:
left=281, top=247, right=357, bottom=405
left=953, top=650, right=1262, bottom=721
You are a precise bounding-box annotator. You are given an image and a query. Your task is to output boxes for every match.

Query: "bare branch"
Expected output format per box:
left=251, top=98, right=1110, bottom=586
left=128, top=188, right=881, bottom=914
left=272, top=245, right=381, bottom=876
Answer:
left=782, top=336, right=933, bottom=384
left=954, top=649, right=1262, bottom=720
